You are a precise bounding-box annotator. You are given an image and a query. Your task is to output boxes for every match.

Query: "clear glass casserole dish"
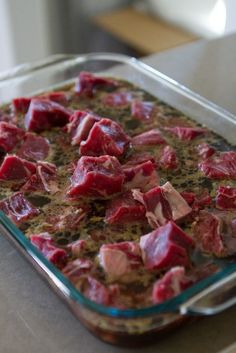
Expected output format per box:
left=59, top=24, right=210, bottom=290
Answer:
left=1, top=53, right=236, bottom=346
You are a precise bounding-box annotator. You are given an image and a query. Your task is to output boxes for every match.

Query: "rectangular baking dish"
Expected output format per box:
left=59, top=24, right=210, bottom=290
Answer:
left=1, top=53, right=236, bottom=346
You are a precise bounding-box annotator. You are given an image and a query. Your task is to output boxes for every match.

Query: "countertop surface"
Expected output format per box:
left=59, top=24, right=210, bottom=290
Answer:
left=1, top=33, right=236, bottom=353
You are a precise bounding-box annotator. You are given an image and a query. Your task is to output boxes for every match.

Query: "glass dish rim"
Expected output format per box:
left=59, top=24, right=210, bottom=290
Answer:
left=1, top=52, right=236, bottom=319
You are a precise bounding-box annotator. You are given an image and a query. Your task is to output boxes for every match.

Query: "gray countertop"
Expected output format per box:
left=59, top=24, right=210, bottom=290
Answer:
left=1, top=33, right=236, bottom=353
left=145, top=33, right=236, bottom=116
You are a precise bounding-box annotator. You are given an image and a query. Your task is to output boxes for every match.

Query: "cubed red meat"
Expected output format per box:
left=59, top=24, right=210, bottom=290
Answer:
left=124, top=152, right=155, bottom=166
left=193, top=211, right=226, bottom=257
left=0, top=112, right=15, bottom=124
left=69, top=239, right=87, bottom=257
left=216, top=186, right=236, bottom=210
left=62, top=258, right=93, bottom=284
left=99, top=241, right=142, bottom=279
left=152, top=267, right=190, bottom=304
left=13, top=92, right=69, bottom=115
left=25, top=98, right=71, bottom=132
left=133, top=187, right=172, bottom=228
left=102, top=92, right=133, bottom=107
left=133, top=182, right=191, bottom=228
left=12, top=97, right=31, bottom=114
left=162, top=182, right=192, bottom=220
left=105, top=191, right=146, bottom=224
left=196, top=143, right=215, bottom=159
left=180, top=191, right=196, bottom=206
left=17, top=133, right=49, bottom=161
left=164, top=126, right=206, bottom=141
left=30, top=233, right=67, bottom=269
left=45, top=206, right=86, bottom=233
left=0, top=192, right=39, bottom=224
left=82, top=276, right=111, bottom=305
left=123, top=160, right=159, bottom=192
left=42, top=91, right=68, bottom=106
left=75, top=71, right=117, bottom=97
left=199, top=151, right=236, bottom=179
left=132, top=129, right=166, bottom=146
left=66, top=110, right=101, bottom=145
left=140, top=221, right=193, bottom=270
left=67, top=155, right=124, bottom=198
left=0, top=122, right=25, bottom=152
left=22, top=161, right=58, bottom=193
left=131, top=100, right=154, bottom=122
left=80, top=118, right=130, bottom=157
left=0, top=155, right=36, bottom=180
left=193, top=192, right=212, bottom=211
left=180, top=191, right=212, bottom=211
left=159, top=145, right=178, bottom=170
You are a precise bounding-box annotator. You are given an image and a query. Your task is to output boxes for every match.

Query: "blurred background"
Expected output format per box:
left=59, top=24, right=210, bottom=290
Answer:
left=0, top=0, right=236, bottom=72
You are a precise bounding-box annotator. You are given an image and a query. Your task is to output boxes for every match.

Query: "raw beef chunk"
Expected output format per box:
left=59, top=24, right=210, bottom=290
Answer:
left=45, top=206, right=86, bottom=233
left=17, top=133, right=49, bottom=161
left=196, top=143, right=215, bottom=159
left=69, top=239, right=87, bottom=257
left=30, top=233, right=67, bottom=268
left=0, top=111, right=14, bottom=124
left=67, top=155, right=124, bottom=198
left=105, top=191, right=146, bottom=224
left=193, top=211, right=226, bottom=257
left=0, top=192, right=39, bottom=224
left=25, top=98, right=71, bottom=132
left=62, top=258, right=93, bottom=284
left=124, top=152, right=155, bottom=166
left=42, top=91, right=68, bottom=106
left=22, top=161, right=58, bottom=193
left=159, top=145, right=178, bottom=170
left=194, top=210, right=236, bottom=257
left=75, top=71, right=117, bottom=97
left=82, top=276, right=114, bottom=305
left=66, top=110, right=101, bottom=145
left=164, top=126, right=206, bottom=141
left=131, top=100, right=154, bottom=122
left=199, top=151, right=236, bottom=179
left=99, top=241, right=142, bottom=279
left=140, top=221, right=194, bottom=270
left=12, top=97, right=31, bottom=114
left=80, top=118, right=130, bottom=157
left=152, top=267, right=190, bottom=304
left=132, top=129, right=166, bottom=146
left=0, top=155, right=36, bottom=180
left=180, top=191, right=196, bottom=206
left=123, top=160, right=159, bottom=192
left=162, top=182, right=192, bottom=220
left=102, top=92, right=133, bottom=106
left=13, top=92, right=69, bottom=114
left=216, top=186, right=236, bottom=210
left=133, top=182, right=191, bottom=228
left=0, top=122, right=25, bottom=152
left=180, top=191, right=212, bottom=211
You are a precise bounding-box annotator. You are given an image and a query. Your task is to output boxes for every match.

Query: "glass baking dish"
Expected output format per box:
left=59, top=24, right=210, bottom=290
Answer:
left=1, top=53, right=236, bottom=346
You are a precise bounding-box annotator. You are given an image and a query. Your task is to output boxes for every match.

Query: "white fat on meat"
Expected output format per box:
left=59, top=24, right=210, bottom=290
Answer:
left=125, top=168, right=158, bottom=192
left=72, top=114, right=97, bottom=145
left=99, top=248, right=131, bottom=280
left=146, top=202, right=167, bottom=228
left=162, top=182, right=191, bottom=221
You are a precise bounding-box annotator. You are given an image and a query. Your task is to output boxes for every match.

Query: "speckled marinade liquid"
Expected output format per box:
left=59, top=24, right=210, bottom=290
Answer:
left=0, top=78, right=236, bottom=308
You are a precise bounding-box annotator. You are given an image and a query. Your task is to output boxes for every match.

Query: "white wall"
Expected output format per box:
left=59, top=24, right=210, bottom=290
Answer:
left=0, top=0, right=133, bottom=72
left=0, top=0, right=15, bottom=70
left=0, top=0, right=65, bottom=72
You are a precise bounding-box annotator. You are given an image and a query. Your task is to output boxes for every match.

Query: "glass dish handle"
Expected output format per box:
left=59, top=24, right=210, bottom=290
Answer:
left=180, top=271, right=236, bottom=315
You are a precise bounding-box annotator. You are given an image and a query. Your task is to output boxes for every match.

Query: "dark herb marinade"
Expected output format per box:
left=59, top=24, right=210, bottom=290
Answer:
left=1, top=78, right=236, bottom=309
